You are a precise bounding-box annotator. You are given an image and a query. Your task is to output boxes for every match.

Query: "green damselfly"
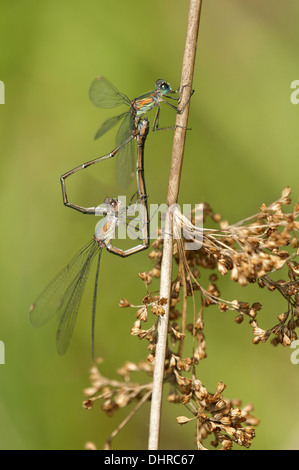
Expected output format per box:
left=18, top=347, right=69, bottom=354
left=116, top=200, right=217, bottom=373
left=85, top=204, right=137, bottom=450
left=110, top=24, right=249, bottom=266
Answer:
left=89, top=76, right=192, bottom=188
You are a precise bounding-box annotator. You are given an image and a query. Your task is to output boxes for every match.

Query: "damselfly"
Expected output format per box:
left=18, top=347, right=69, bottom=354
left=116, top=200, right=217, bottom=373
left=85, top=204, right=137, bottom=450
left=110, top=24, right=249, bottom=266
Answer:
left=30, top=120, right=150, bottom=356
left=89, top=76, right=192, bottom=188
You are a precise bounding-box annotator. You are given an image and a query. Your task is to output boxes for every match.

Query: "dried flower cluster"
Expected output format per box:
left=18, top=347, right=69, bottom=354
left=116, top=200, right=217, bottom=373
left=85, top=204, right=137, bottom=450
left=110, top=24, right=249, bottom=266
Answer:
left=175, top=381, right=259, bottom=450
left=83, top=358, right=259, bottom=450
left=83, top=187, right=298, bottom=449
left=171, top=186, right=299, bottom=346
left=250, top=275, right=299, bottom=346
left=83, top=358, right=153, bottom=450
left=83, top=358, right=153, bottom=415
left=173, top=187, right=298, bottom=278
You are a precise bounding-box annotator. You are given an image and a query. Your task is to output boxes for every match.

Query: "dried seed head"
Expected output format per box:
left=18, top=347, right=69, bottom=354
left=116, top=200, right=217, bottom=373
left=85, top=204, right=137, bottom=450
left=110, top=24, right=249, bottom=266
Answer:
left=151, top=304, right=165, bottom=316
left=136, top=306, right=148, bottom=322
left=235, top=314, right=244, bottom=324
left=82, top=399, right=94, bottom=410
left=176, top=415, right=193, bottom=425
left=216, top=399, right=227, bottom=409
left=148, top=250, right=159, bottom=259
left=149, top=266, right=161, bottom=278
left=278, top=312, right=288, bottom=322
left=171, top=327, right=185, bottom=341
left=119, top=298, right=131, bottom=308
left=180, top=392, right=192, bottom=404
left=221, top=439, right=233, bottom=450
left=146, top=353, right=155, bottom=363
left=158, top=297, right=168, bottom=306
left=167, top=391, right=181, bottom=403
left=85, top=441, right=97, bottom=450
left=220, top=415, right=231, bottom=426
left=219, top=303, right=229, bottom=312
left=138, top=271, right=152, bottom=284
left=215, top=382, right=226, bottom=397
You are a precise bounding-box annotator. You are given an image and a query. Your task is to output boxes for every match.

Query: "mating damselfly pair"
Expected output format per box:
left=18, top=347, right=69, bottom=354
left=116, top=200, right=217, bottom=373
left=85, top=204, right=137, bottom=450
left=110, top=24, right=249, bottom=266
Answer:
left=30, top=77, right=193, bottom=355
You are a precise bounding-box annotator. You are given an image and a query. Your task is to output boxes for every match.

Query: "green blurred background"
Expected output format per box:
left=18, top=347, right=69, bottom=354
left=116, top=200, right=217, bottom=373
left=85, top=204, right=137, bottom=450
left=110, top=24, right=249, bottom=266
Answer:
left=0, top=0, right=299, bottom=450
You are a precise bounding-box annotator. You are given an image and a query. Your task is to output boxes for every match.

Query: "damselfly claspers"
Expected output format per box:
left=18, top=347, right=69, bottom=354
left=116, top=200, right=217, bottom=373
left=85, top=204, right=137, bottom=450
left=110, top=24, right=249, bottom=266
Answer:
left=30, top=119, right=150, bottom=356
left=89, top=76, right=192, bottom=188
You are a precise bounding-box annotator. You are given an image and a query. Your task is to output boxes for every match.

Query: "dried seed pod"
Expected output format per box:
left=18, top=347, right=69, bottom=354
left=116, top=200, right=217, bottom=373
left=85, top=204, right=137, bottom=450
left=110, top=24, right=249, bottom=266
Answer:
left=136, top=306, right=148, bottom=322
left=138, top=271, right=152, bottom=284
left=119, top=298, right=131, bottom=308
left=176, top=415, right=192, bottom=425
left=82, top=399, right=94, bottom=410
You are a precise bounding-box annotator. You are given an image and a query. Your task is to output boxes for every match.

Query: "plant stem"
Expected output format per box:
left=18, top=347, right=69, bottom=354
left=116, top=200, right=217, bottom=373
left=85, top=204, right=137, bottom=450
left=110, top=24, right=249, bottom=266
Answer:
left=148, top=0, right=203, bottom=450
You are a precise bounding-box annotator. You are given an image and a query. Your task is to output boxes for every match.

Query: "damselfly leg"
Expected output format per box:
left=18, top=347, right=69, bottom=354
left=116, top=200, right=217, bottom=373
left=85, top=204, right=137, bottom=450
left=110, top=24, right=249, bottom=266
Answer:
left=61, top=118, right=149, bottom=217
left=151, top=83, right=195, bottom=132
left=60, top=132, right=135, bottom=214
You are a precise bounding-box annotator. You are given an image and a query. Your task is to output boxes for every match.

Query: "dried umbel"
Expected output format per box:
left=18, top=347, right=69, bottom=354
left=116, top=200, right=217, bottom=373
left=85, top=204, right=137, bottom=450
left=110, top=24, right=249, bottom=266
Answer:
left=169, top=187, right=299, bottom=347
left=175, top=381, right=259, bottom=450
left=83, top=188, right=298, bottom=449
left=83, top=358, right=153, bottom=415
left=173, top=186, right=298, bottom=287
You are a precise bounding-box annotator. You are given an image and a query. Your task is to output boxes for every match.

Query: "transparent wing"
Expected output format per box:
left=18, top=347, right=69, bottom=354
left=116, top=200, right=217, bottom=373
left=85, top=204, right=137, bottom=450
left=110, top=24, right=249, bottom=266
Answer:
left=56, top=242, right=99, bottom=355
left=115, top=140, right=134, bottom=190
left=115, top=112, right=135, bottom=190
left=30, top=241, right=95, bottom=327
left=89, top=76, right=131, bottom=108
left=94, top=112, right=128, bottom=140
left=116, top=110, right=134, bottom=146
left=91, top=249, right=102, bottom=358
left=30, top=240, right=98, bottom=354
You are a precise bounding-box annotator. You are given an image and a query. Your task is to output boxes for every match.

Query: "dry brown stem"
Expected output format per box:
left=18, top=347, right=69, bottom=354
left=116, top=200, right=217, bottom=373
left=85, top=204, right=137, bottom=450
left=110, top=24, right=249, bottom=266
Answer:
left=148, top=0, right=203, bottom=450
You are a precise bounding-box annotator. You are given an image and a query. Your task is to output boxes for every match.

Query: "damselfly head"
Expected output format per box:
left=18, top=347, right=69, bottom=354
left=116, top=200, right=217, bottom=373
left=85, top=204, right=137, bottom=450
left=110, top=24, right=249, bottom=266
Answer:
left=155, top=79, right=172, bottom=95
left=103, top=197, right=121, bottom=212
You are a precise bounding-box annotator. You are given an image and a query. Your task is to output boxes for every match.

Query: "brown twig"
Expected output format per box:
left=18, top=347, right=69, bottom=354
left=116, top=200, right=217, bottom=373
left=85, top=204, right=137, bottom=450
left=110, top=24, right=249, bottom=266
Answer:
left=104, top=389, right=152, bottom=450
left=148, top=0, right=203, bottom=450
